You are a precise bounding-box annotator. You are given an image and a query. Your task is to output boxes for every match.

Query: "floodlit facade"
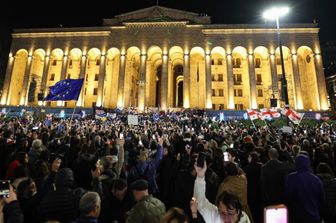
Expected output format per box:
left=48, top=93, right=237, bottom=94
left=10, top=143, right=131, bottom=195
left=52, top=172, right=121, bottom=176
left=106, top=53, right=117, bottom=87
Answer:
left=1, top=6, right=328, bottom=111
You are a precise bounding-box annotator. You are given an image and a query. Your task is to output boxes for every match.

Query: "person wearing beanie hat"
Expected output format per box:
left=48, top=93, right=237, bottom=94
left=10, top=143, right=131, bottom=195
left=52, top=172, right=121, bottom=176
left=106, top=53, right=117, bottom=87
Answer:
left=126, top=179, right=166, bottom=223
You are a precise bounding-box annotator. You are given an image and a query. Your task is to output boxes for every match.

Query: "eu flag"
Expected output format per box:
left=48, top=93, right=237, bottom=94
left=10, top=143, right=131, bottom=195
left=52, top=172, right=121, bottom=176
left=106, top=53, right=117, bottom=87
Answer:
left=44, top=79, right=84, bottom=101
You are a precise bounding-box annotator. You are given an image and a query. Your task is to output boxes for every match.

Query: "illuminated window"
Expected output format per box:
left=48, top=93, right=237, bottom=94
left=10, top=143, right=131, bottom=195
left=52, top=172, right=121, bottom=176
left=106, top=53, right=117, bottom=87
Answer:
left=255, top=58, right=261, bottom=68
left=218, top=74, right=223, bottom=81
left=50, top=74, right=55, bottom=81
left=93, top=88, right=98, bottom=95
left=52, top=60, right=57, bottom=66
left=234, top=89, right=243, bottom=97
left=212, top=89, right=216, bottom=96
left=218, top=59, right=223, bottom=65
left=95, top=74, right=99, bottom=81
left=234, top=104, right=244, bottom=110
left=233, top=58, right=241, bottom=68
left=257, top=89, right=263, bottom=97
left=234, top=74, right=242, bottom=85
left=256, top=74, right=262, bottom=85
left=219, top=89, right=224, bottom=96
left=96, top=59, right=100, bottom=65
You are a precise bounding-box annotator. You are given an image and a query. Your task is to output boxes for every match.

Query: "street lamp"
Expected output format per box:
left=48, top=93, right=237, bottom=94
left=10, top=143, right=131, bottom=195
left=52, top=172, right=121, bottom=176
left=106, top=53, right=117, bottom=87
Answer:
left=263, top=6, right=290, bottom=107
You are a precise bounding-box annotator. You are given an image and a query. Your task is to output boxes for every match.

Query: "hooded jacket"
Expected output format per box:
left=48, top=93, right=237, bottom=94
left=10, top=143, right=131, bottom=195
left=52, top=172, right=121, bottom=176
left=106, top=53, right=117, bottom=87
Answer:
left=285, top=155, right=325, bottom=221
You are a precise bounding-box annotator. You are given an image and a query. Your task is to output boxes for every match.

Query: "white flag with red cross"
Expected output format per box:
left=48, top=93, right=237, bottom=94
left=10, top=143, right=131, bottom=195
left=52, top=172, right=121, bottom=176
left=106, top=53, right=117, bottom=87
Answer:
left=280, top=107, right=304, bottom=124
left=247, top=109, right=260, bottom=120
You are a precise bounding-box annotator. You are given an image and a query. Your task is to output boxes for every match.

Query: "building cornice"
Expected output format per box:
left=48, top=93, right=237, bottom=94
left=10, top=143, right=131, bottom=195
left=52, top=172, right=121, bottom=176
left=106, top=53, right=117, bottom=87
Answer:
left=123, top=21, right=189, bottom=27
left=202, top=28, right=319, bottom=35
left=12, top=31, right=111, bottom=38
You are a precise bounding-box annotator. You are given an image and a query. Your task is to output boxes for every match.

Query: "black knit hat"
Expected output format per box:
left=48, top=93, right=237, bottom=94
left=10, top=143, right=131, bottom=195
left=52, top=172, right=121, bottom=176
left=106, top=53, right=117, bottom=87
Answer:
left=130, top=179, right=148, bottom=191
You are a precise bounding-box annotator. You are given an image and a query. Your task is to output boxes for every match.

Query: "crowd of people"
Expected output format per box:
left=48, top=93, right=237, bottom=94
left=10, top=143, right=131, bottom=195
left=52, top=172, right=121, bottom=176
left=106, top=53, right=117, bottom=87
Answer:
left=0, top=109, right=335, bottom=223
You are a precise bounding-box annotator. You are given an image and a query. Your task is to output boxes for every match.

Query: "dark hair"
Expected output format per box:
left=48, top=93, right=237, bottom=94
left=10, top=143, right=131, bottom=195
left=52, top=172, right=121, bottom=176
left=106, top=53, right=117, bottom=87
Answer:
left=224, top=162, right=239, bottom=176
left=226, top=148, right=238, bottom=158
left=160, top=207, right=189, bottom=223
left=216, top=191, right=243, bottom=220
left=249, top=151, right=260, bottom=163
left=16, top=151, right=27, bottom=164
left=112, top=179, right=128, bottom=192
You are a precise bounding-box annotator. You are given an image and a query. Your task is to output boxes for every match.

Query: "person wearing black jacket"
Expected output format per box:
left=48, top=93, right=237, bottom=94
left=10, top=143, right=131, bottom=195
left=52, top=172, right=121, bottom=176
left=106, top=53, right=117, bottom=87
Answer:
left=1, top=184, right=24, bottom=223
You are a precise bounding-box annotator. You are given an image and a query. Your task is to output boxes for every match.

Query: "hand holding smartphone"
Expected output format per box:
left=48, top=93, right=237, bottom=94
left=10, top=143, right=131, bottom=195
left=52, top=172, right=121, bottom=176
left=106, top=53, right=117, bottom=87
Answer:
left=0, top=180, right=10, bottom=198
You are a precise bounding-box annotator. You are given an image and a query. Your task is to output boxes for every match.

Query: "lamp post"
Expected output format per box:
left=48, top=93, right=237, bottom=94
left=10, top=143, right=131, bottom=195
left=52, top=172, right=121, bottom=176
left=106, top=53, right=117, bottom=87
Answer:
left=263, top=6, right=290, bottom=107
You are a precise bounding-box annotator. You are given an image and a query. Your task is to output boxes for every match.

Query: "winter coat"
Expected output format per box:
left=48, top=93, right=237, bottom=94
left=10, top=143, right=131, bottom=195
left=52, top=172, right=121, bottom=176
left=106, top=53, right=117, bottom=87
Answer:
left=285, top=155, right=325, bottom=222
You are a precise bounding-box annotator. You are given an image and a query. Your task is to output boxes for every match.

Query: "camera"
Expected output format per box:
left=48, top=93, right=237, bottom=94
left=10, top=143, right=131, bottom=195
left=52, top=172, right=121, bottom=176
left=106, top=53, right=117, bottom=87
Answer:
left=0, top=180, right=10, bottom=198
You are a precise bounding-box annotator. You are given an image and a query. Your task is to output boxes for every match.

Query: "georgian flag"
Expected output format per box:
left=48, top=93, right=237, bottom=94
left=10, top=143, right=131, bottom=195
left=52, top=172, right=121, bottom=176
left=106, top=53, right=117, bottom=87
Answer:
left=260, top=108, right=281, bottom=120
left=280, top=107, right=304, bottom=124
left=247, top=109, right=260, bottom=120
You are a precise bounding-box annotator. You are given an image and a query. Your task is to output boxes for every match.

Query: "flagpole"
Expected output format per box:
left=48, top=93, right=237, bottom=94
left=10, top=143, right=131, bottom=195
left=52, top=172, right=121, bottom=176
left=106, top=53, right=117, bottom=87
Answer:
left=295, top=112, right=305, bottom=132
left=251, top=119, right=257, bottom=130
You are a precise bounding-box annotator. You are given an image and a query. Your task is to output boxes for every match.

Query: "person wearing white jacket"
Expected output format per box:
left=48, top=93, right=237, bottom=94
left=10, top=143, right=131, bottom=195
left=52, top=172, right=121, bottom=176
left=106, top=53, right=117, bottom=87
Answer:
left=193, top=162, right=250, bottom=223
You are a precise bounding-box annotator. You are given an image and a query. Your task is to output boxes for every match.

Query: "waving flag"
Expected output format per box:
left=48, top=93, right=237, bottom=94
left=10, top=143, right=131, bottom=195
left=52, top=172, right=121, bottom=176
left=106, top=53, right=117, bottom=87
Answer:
left=44, top=79, right=84, bottom=101
left=247, top=109, right=260, bottom=120
left=280, top=107, right=304, bottom=124
left=260, top=108, right=281, bottom=120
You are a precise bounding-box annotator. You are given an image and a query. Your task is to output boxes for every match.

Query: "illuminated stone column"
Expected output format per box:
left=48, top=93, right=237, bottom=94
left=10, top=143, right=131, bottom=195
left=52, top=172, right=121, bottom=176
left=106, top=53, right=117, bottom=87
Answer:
left=314, top=53, right=328, bottom=110
left=248, top=53, right=257, bottom=109
left=160, top=53, right=168, bottom=110
left=205, top=53, right=212, bottom=109
left=41, top=55, right=50, bottom=98
left=269, top=53, right=279, bottom=102
left=77, top=55, right=87, bottom=106
left=117, top=54, right=126, bottom=108
left=96, top=54, right=106, bottom=107
left=60, top=55, right=68, bottom=106
left=20, top=55, right=33, bottom=105
left=60, top=55, right=68, bottom=80
left=1, top=55, right=15, bottom=105
left=291, top=53, right=303, bottom=109
left=183, top=53, right=190, bottom=108
left=137, top=53, right=147, bottom=111
left=226, top=54, right=234, bottom=109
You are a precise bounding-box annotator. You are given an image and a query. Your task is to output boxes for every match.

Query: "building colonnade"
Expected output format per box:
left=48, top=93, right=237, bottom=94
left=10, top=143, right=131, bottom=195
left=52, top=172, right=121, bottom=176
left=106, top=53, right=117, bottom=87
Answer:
left=1, top=44, right=328, bottom=111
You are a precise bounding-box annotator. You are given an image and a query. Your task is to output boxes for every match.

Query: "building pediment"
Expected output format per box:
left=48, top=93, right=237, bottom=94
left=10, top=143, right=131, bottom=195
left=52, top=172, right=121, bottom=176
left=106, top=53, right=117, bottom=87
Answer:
left=103, top=6, right=211, bottom=26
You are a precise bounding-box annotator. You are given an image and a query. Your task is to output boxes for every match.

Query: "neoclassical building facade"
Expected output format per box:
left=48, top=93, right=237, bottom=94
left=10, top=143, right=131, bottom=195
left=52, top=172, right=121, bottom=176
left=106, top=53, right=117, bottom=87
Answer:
left=1, top=6, right=328, bottom=111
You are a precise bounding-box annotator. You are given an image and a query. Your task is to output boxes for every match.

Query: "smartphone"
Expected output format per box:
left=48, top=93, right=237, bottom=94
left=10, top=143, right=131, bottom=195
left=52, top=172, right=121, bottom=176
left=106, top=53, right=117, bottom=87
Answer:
left=119, top=133, right=124, bottom=139
left=230, top=143, right=234, bottom=148
left=32, top=126, right=39, bottom=130
left=197, top=152, right=206, bottom=167
left=139, top=140, right=143, bottom=146
left=223, top=152, right=229, bottom=162
left=264, top=204, right=288, bottom=223
left=0, top=180, right=10, bottom=198
left=152, top=134, right=156, bottom=140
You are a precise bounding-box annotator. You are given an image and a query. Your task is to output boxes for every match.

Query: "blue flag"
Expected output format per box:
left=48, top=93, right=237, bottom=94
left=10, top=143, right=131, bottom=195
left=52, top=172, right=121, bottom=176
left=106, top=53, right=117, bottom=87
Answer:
left=44, top=78, right=84, bottom=101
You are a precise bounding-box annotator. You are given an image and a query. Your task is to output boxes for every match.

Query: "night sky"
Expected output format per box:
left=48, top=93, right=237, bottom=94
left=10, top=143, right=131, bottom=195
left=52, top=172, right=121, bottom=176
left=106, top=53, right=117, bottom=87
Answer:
left=1, top=0, right=335, bottom=40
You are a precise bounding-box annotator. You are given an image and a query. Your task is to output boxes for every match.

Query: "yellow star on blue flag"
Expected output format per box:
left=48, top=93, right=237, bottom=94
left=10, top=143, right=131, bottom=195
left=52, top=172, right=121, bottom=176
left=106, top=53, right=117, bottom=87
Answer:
left=44, top=78, right=84, bottom=101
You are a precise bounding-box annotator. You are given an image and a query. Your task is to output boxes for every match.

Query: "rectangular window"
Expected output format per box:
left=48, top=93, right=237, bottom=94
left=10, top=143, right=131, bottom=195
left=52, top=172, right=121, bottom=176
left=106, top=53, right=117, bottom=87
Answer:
left=219, top=89, right=224, bottom=96
left=84, top=88, right=87, bottom=95
left=256, top=74, right=262, bottom=85
left=218, top=59, right=223, bottom=65
left=212, top=104, right=216, bottom=109
left=212, top=74, right=215, bottom=81
left=92, top=102, right=96, bottom=107
left=234, top=73, right=242, bottom=85
left=93, top=88, right=98, bottom=95
left=276, top=58, right=282, bottom=65
left=52, top=60, right=57, bottom=66
left=211, top=59, right=215, bottom=65
left=95, top=74, right=99, bottom=81
left=257, top=89, right=263, bottom=97
left=69, top=60, right=73, bottom=69
left=255, top=58, right=261, bottom=68
left=212, top=89, right=216, bottom=96
left=50, top=74, right=55, bottom=81
left=96, top=59, right=100, bottom=66
left=233, top=58, right=241, bottom=68
left=67, top=74, right=71, bottom=79
left=218, top=74, right=224, bottom=81
left=64, top=102, right=68, bottom=107
left=234, top=104, right=244, bottom=110
left=234, top=89, right=243, bottom=97
left=258, top=104, right=264, bottom=109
